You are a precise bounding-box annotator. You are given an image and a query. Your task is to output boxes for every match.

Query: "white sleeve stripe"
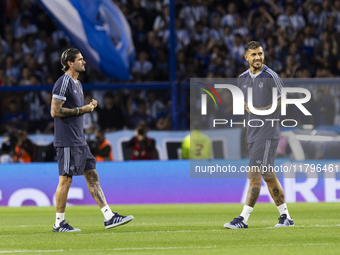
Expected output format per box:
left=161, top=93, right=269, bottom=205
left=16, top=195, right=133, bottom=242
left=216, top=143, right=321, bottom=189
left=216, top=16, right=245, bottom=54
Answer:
left=266, top=69, right=282, bottom=92
left=52, top=94, right=66, bottom=101
left=59, top=76, right=67, bottom=96
left=266, top=69, right=282, bottom=93
left=60, top=76, right=70, bottom=97
left=60, top=75, right=70, bottom=97
left=59, top=76, right=67, bottom=97
left=267, top=69, right=283, bottom=91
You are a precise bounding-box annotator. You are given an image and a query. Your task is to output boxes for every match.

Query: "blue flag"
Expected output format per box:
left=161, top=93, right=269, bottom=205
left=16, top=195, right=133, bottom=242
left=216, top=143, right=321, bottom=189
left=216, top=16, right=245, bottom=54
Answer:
left=37, top=0, right=135, bottom=80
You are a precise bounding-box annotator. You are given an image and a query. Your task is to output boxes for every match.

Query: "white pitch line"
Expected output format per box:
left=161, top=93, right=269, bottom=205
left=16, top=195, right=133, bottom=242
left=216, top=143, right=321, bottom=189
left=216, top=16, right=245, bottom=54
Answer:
left=0, top=225, right=50, bottom=228
left=0, top=229, right=224, bottom=238
left=265, top=224, right=340, bottom=229
left=0, top=246, right=217, bottom=253
left=0, top=243, right=338, bottom=253
left=0, top=224, right=339, bottom=238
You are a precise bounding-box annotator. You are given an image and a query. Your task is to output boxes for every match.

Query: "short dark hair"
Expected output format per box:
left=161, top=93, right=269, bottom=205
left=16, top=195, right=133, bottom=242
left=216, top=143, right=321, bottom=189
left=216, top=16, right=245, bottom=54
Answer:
left=245, top=41, right=263, bottom=52
left=60, top=48, right=80, bottom=72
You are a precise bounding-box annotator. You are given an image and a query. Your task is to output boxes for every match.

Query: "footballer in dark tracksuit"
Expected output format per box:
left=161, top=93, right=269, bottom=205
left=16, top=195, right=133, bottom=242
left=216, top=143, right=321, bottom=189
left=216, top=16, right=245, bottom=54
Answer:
left=51, top=48, right=133, bottom=232
left=224, top=41, right=294, bottom=229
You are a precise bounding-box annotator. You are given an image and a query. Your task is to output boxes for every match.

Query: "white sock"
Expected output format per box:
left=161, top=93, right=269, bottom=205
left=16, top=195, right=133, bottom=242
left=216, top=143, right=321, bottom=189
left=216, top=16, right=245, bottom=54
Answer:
left=55, top=213, right=65, bottom=227
left=277, top=203, right=291, bottom=219
left=240, top=205, right=253, bottom=223
left=101, top=205, right=115, bottom=220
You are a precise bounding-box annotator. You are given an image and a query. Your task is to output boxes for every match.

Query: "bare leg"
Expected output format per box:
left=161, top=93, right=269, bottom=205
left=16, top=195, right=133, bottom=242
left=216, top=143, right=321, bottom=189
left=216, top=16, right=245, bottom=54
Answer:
left=245, top=178, right=261, bottom=207
left=263, top=177, right=285, bottom=206
left=55, top=175, right=72, bottom=213
left=84, top=169, right=107, bottom=208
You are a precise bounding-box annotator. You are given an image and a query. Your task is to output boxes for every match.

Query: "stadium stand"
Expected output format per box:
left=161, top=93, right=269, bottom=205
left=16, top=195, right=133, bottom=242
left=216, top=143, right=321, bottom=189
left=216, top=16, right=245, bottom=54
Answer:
left=1, top=0, right=340, bottom=161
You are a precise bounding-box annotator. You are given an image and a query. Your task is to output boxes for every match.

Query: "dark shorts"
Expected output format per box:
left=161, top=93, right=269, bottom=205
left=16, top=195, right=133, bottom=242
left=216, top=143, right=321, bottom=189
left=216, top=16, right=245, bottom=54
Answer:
left=247, top=139, right=279, bottom=178
left=56, top=145, right=96, bottom=176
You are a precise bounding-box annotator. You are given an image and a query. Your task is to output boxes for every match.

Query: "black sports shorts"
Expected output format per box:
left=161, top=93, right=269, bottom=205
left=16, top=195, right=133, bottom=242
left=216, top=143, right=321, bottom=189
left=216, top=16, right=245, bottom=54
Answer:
left=56, top=145, right=96, bottom=176
left=247, top=139, right=279, bottom=178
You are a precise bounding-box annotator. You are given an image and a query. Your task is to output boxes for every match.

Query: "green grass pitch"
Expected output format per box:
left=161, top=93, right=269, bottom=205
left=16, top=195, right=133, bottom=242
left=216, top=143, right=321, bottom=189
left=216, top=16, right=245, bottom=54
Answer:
left=0, top=203, right=339, bottom=254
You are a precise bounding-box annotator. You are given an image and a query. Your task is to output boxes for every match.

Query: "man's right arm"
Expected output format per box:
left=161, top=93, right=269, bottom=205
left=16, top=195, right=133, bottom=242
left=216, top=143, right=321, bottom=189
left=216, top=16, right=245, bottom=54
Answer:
left=50, top=97, right=95, bottom=118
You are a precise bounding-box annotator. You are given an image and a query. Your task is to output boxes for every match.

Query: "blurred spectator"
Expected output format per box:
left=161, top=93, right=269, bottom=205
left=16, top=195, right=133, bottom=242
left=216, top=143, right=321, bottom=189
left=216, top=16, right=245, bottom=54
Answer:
left=13, top=129, right=36, bottom=163
left=163, top=18, right=190, bottom=51
left=230, top=34, right=245, bottom=70
left=27, top=58, right=44, bottom=83
left=19, top=67, right=31, bottom=86
left=126, top=121, right=156, bottom=160
left=131, top=100, right=155, bottom=128
left=83, top=93, right=99, bottom=136
left=315, top=35, right=338, bottom=69
left=209, top=16, right=222, bottom=43
left=145, top=90, right=164, bottom=119
left=193, top=22, right=209, bottom=45
left=3, top=31, right=14, bottom=54
left=306, top=2, right=327, bottom=36
left=131, top=51, right=153, bottom=81
left=221, top=2, right=238, bottom=28
left=179, top=0, right=208, bottom=33
left=0, top=132, right=16, bottom=163
left=12, top=41, right=24, bottom=66
left=5, top=55, right=20, bottom=81
left=283, top=55, right=300, bottom=78
left=23, top=77, right=51, bottom=133
left=15, top=15, right=38, bottom=39
left=40, top=91, right=54, bottom=134
left=154, top=49, right=169, bottom=80
left=233, top=16, right=249, bottom=38
left=266, top=46, right=283, bottom=73
left=303, top=25, right=319, bottom=56
left=324, top=15, right=338, bottom=34
left=194, top=44, right=210, bottom=75
left=153, top=4, right=169, bottom=38
left=98, top=92, right=125, bottom=132
left=91, top=129, right=113, bottom=162
left=128, top=0, right=148, bottom=28
left=176, top=50, right=187, bottom=81
left=1, top=99, right=27, bottom=134
left=133, top=15, right=148, bottom=53
left=222, top=25, right=234, bottom=49
left=277, top=3, right=306, bottom=36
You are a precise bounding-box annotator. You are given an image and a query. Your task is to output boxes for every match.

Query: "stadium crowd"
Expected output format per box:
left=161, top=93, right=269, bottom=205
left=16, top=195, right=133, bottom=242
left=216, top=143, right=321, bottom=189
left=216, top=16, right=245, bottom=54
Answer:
left=0, top=0, right=340, bottom=137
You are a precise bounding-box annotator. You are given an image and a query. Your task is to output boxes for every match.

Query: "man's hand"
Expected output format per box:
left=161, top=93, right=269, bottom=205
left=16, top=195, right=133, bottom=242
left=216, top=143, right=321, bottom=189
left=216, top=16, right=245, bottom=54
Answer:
left=90, top=99, right=97, bottom=108
left=80, top=99, right=97, bottom=114
left=81, top=103, right=95, bottom=114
